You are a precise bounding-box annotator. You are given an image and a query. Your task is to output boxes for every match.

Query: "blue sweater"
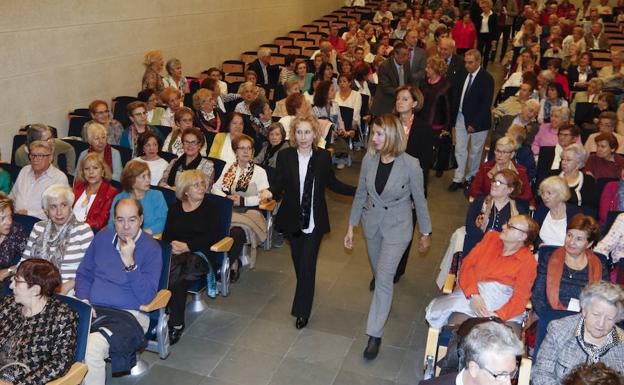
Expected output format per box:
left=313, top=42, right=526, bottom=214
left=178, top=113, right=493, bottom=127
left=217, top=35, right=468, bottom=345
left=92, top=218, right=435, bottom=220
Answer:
left=108, top=189, right=168, bottom=235
left=75, top=228, right=162, bottom=310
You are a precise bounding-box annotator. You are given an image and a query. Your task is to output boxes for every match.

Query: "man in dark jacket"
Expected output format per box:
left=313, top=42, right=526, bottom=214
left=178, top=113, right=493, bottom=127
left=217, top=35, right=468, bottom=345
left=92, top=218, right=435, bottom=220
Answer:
left=371, top=43, right=413, bottom=116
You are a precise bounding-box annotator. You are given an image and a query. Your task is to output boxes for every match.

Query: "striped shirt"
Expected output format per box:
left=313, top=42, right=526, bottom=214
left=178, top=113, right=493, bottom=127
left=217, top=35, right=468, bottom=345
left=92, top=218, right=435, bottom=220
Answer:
left=22, top=221, right=94, bottom=281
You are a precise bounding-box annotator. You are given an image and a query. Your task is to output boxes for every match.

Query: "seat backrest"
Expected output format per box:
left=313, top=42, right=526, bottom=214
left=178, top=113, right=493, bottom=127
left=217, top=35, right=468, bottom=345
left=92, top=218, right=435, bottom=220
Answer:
left=11, top=134, right=27, bottom=165
left=574, top=102, right=597, bottom=125
left=2, top=163, right=22, bottom=184
left=222, top=60, right=245, bottom=73
left=54, top=294, right=92, bottom=362
left=339, top=106, right=354, bottom=131
left=152, top=125, right=171, bottom=142
left=207, top=156, right=226, bottom=181
left=204, top=193, right=233, bottom=234
left=151, top=185, right=176, bottom=206
left=112, top=96, right=139, bottom=128
left=111, top=144, right=132, bottom=165
left=360, top=94, right=370, bottom=117
left=157, top=241, right=172, bottom=290
left=14, top=213, right=41, bottom=236
left=68, top=116, right=91, bottom=138
left=63, top=139, right=89, bottom=162
left=70, top=108, right=91, bottom=118
left=158, top=150, right=177, bottom=162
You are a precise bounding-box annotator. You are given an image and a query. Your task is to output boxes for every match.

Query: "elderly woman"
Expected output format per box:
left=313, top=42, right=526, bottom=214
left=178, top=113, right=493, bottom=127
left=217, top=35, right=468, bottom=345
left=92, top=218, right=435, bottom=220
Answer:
left=532, top=214, right=608, bottom=317
left=535, top=176, right=581, bottom=247
left=22, top=184, right=94, bottom=295
left=137, top=89, right=165, bottom=126
left=161, top=127, right=214, bottom=190
left=141, top=49, right=165, bottom=92
left=532, top=106, right=574, bottom=156
left=209, top=112, right=245, bottom=165
left=464, top=169, right=529, bottom=255
left=532, top=281, right=624, bottom=385
left=163, top=170, right=223, bottom=344
left=212, top=134, right=271, bottom=282
left=162, top=107, right=207, bottom=157
left=162, top=58, right=188, bottom=97
left=0, top=259, right=77, bottom=384
left=586, top=112, right=624, bottom=154
left=426, top=214, right=539, bottom=331
left=15, top=123, right=76, bottom=175
left=234, top=82, right=257, bottom=116
left=560, top=144, right=596, bottom=209
left=254, top=122, right=290, bottom=176
left=273, top=80, right=300, bottom=118
left=77, top=123, right=123, bottom=181
left=81, top=100, right=124, bottom=146
left=539, top=83, right=569, bottom=124
left=159, top=87, right=183, bottom=128
left=120, top=101, right=163, bottom=157
left=109, top=160, right=167, bottom=236
left=293, top=60, right=313, bottom=94
left=585, top=132, right=624, bottom=180
left=0, top=196, right=28, bottom=293
left=192, top=88, right=223, bottom=150
left=134, top=131, right=169, bottom=186
left=72, top=153, right=119, bottom=231
left=570, top=77, right=603, bottom=118
left=506, top=124, right=537, bottom=183
left=595, top=213, right=624, bottom=278
left=470, top=136, right=534, bottom=204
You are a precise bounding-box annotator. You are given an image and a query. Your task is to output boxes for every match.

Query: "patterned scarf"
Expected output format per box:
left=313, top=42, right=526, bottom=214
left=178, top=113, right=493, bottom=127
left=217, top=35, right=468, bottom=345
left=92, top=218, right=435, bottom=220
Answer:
left=89, top=145, right=113, bottom=170
left=617, top=181, right=624, bottom=211
left=478, top=196, right=518, bottom=233
left=544, top=98, right=564, bottom=122
left=575, top=317, right=621, bottom=363
left=129, top=124, right=153, bottom=156
left=221, top=161, right=255, bottom=194
left=30, top=214, right=80, bottom=270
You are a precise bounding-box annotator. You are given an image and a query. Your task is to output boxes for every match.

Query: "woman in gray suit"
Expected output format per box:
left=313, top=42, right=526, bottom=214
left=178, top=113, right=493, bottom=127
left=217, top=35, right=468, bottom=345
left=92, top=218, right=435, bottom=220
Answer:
left=344, top=113, right=432, bottom=360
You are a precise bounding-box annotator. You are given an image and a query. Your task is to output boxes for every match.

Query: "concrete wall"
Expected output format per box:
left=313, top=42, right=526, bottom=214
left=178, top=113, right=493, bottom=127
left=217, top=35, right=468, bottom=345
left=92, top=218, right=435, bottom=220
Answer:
left=0, top=0, right=342, bottom=159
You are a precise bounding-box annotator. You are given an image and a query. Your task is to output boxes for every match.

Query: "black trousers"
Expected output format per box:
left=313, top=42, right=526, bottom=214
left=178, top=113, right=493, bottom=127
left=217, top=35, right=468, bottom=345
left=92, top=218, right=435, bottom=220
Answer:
left=229, top=226, right=246, bottom=264
left=477, top=33, right=494, bottom=69
left=497, top=25, right=513, bottom=61
left=168, top=252, right=213, bottom=327
left=287, top=230, right=323, bottom=318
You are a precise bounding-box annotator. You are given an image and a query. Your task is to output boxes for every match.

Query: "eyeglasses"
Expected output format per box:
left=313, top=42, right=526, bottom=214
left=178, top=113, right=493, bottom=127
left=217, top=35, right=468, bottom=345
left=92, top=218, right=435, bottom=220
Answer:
left=491, top=180, right=508, bottom=187
left=237, top=146, right=253, bottom=151
left=182, top=140, right=200, bottom=146
left=10, top=276, right=28, bottom=285
left=133, top=111, right=148, bottom=116
left=29, top=153, right=51, bottom=160
left=505, top=222, right=528, bottom=233
left=94, top=110, right=109, bottom=115
left=494, top=149, right=514, bottom=155
left=480, top=366, right=518, bottom=382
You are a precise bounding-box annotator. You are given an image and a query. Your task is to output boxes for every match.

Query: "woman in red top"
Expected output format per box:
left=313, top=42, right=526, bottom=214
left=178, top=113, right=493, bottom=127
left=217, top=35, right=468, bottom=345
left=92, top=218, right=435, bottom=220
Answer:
left=72, top=152, right=119, bottom=231
left=451, top=11, right=477, bottom=55
left=585, top=132, right=624, bottom=180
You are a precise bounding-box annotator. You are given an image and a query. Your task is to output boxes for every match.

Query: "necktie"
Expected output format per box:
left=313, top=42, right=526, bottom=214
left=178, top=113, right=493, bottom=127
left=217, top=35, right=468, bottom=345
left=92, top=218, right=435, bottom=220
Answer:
left=461, top=73, right=473, bottom=111
left=398, top=65, right=405, bottom=86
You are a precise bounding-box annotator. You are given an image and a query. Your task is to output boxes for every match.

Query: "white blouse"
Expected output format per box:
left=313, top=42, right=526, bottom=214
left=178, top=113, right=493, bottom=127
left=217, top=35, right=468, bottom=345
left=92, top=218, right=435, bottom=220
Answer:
left=134, top=157, right=170, bottom=186
left=73, top=191, right=96, bottom=222
left=335, top=90, right=362, bottom=126
left=539, top=212, right=567, bottom=246
left=211, top=164, right=270, bottom=207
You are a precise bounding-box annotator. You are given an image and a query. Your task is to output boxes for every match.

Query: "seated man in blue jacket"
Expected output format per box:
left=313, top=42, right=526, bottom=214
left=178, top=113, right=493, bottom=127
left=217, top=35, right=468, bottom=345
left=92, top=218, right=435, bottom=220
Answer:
left=76, top=198, right=162, bottom=385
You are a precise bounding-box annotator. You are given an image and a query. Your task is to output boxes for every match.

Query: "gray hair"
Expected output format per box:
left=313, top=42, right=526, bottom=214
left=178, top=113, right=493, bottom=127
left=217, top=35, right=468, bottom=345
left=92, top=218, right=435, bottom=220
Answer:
left=540, top=69, right=555, bottom=82
left=257, top=47, right=272, bottom=58
left=580, top=281, right=624, bottom=321
left=463, top=321, right=524, bottom=368
left=551, top=106, right=570, bottom=121
left=525, top=99, right=540, bottom=111
left=26, top=123, right=52, bottom=145
left=86, top=123, right=107, bottom=143
left=29, top=140, right=53, bottom=154
left=42, top=184, right=75, bottom=210
left=165, top=58, right=181, bottom=75
left=563, top=143, right=588, bottom=168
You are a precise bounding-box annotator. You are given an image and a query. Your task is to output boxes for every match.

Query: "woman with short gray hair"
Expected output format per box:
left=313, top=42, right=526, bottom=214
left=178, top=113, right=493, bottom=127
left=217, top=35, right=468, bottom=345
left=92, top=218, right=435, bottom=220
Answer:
left=21, top=184, right=94, bottom=295
left=163, top=58, right=189, bottom=96
left=532, top=281, right=624, bottom=385
left=560, top=144, right=596, bottom=208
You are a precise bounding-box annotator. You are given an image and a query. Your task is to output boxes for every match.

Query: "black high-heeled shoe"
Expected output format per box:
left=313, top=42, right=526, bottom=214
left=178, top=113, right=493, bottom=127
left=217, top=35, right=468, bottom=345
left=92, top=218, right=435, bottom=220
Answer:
left=295, top=317, right=308, bottom=329
left=230, top=260, right=241, bottom=283
left=168, top=325, right=185, bottom=345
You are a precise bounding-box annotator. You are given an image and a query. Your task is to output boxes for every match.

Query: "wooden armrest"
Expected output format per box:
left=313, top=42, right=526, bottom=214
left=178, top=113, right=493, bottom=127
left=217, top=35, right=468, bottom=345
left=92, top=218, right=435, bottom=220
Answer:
left=525, top=300, right=532, bottom=310
left=259, top=199, right=277, bottom=211
left=140, top=289, right=171, bottom=312
left=443, top=274, right=456, bottom=294
left=211, top=236, right=234, bottom=252
left=423, top=327, right=440, bottom=368
left=518, top=357, right=532, bottom=385
left=152, top=233, right=162, bottom=240
left=47, top=362, right=88, bottom=385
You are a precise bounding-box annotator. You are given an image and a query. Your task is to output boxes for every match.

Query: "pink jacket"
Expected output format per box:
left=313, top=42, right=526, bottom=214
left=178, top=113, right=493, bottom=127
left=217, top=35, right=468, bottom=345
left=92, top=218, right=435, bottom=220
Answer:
left=599, top=181, right=619, bottom=225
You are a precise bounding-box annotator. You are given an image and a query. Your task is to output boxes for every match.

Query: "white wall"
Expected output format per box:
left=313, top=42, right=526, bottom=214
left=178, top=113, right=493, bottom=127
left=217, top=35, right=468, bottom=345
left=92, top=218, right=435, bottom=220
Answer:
left=0, top=0, right=342, bottom=158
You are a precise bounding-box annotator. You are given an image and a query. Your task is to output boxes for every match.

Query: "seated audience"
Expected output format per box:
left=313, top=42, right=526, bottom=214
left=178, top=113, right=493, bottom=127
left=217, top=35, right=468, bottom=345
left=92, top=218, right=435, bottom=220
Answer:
left=532, top=214, right=608, bottom=317
left=234, top=82, right=257, bottom=115
left=15, top=123, right=76, bottom=175
left=532, top=281, right=624, bottom=385
left=598, top=51, right=624, bottom=91
left=209, top=112, right=245, bottom=165
left=81, top=100, right=124, bottom=146
left=594, top=212, right=624, bottom=271
left=162, top=58, right=188, bottom=96
left=570, top=77, right=603, bottom=118
left=159, top=87, right=183, bottom=128
left=248, top=97, right=273, bottom=151
left=120, top=101, right=163, bottom=157
left=506, top=124, right=537, bottom=183
left=73, top=153, right=119, bottom=231
left=22, top=184, right=94, bottom=295
left=562, top=363, right=623, bottom=385
left=163, top=107, right=201, bottom=156
left=279, top=55, right=297, bottom=85
left=535, top=176, right=581, bottom=247
left=134, top=132, right=169, bottom=185
left=585, top=112, right=624, bottom=154
left=538, top=82, right=568, bottom=124
left=141, top=49, right=165, bottom=93
left=76, top=198, right=162, bottom=385
left=335, top=74, right=362, bottom=131
left=464, top=169, right=529, bottom=255
left=278, top=93, right=313, bottom=138
left=536, top=123, right=582, bottom=183
left=584, top=22, right=610, bottom=50
left=110, top=161, right=167, bottom=236
left=212, top=134, right=271, bottom=282
left=77, top=123, right=123, bottom=181
left=294, top=60, right=314, bottom=94
left=584, top=132, right=624, bottom=179
left=0, top=196, right=28, bottom=293
left=161, top=127, right=214, bottom=190
left=559, top=144, right=596, bottom=209
left=567, top=52, right=595, bottom=92
left=563, top=29, right=588, bottom=70
left=192, top=88, right=223, bottom=150
left=163, top=170, right=222, bottom=344
left=10, top=140, right=69, bottom=219
left=532, top=106, right=573, bottom=156
left=137, top=89, right=165, bottom=126
left=274, top=80, right=300, bottom=118
left=426, top=215, right=539, bottom=330
left=470, top=137, right=533, bottom=204
left=493, top=82, right=534, bottom=119
left=254, top=122, right=289, bottom=180
left=0, top=259, right=77, bottom=384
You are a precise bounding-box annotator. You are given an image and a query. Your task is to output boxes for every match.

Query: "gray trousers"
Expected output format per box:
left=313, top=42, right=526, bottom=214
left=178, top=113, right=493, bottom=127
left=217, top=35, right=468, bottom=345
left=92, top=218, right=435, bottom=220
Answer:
left=365, top=232, right=411, bottom=337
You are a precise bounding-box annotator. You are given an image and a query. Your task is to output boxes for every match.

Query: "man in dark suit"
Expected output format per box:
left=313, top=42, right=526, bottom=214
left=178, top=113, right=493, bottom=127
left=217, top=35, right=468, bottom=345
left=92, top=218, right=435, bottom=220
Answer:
left=473, top=0, right=498, bottom=70
left=438, top=37, right=465, bottom=85
left=247, top=47, right=274, bottom=85
left=404, top=30, right=426, bottom=85
left=419, top=321, right=524, bottom=385
left=448, top=49, right=495, bottom=192
left=371, top=42, right=413, bottom=116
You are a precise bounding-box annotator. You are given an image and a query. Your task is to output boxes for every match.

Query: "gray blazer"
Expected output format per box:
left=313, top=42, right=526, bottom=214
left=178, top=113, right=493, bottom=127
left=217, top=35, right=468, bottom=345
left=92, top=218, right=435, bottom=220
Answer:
left=349, top=152, right=432, bottom=244
left=532, top=313, right=624, bottom=385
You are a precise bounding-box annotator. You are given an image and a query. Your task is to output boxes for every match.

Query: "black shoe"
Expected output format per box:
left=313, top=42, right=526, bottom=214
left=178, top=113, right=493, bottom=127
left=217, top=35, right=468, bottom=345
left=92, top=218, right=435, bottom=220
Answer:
left=393, top=274, right=401, bottom=284
left=369, top=277, right=375, bottom=291
left=435, top=170, right=443, bottom=177
left=168, top=325, right=185, bottom=345
left=463, top=178, right=473, bottom=189
left=447, top=182, right=463, bottom=192
left=230, top=261, right=241, bottom=283
left=363, top=336, right=381, bottom=359
left=295, top=317, right=308, bottom=329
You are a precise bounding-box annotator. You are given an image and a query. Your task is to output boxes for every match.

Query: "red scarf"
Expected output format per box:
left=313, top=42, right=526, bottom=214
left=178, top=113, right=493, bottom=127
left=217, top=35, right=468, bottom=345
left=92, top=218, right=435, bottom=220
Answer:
left=89, top=144, right=113, bottom=169
left=546, top=247, right=603, bottom=310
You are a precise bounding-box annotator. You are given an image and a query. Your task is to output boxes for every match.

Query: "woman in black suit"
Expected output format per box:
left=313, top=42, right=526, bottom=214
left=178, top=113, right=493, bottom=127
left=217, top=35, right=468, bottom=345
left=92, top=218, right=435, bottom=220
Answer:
left=266, top=115, right=355, bottom=329
left=474, top=0, right=498, bottom=69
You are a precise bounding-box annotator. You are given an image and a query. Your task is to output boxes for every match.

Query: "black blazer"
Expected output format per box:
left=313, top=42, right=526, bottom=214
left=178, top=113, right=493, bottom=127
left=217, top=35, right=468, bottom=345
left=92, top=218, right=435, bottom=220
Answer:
left=247, top=59, right=276, bottom=85
left=270, top=148, right=355, bottom=234
left=473, top=12, right=498, bottom=39
left=567, top=65, right=597, bottom=91
left=371, top=57, right=413, bottom=116
left=406, top=117, right=434, bottom=178
left=536, top=146, right=560, bottom=185
left=451, top=68, right=495, bottom=132
left=419, top=373, right=458, bottom=385
left=445, top=54, right=465, bottom=85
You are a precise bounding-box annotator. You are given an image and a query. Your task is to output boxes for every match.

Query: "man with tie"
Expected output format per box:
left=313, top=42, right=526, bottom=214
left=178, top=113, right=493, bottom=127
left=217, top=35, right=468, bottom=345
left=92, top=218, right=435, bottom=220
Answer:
left=371, top=42, right=413, bottom=116
left=438, top=37, right=464, bottom=85
left=404, top=30, right=426, bottom=86
left=448, top=49, right=495, bottom=192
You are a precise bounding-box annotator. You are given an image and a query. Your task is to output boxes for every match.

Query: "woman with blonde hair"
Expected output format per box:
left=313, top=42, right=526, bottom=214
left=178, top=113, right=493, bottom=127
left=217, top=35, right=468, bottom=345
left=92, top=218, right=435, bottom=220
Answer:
left=345, top=113, right=432, bottom=360
left=141, top=49, right=165, bottom=92
left=264, top=115, right=355, bottom=331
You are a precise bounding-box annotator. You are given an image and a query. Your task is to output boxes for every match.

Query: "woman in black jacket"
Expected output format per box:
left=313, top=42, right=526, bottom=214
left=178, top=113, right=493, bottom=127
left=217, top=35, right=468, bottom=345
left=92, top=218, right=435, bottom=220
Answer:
left=266, top=115, right=355, bottom=330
